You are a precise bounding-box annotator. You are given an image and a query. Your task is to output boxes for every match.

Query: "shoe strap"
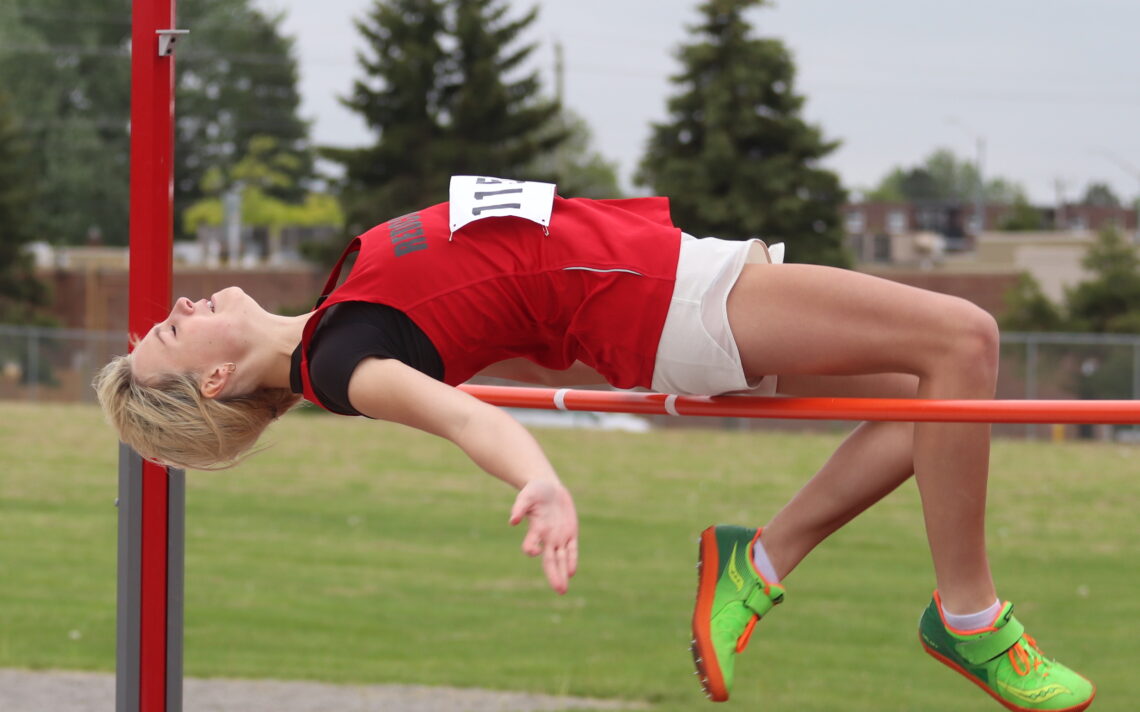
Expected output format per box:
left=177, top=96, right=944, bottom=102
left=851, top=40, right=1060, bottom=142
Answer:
left=954, top=615, right=1025, bottom=665
left=743, top=583, right=782, bottom=618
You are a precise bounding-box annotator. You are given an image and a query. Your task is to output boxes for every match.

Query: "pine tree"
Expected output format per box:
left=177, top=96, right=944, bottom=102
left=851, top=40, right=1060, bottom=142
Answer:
left=331, top=0, right=568, bottom=231
left=1000, top=273, right=1065, bottom=331
left=525, top=109, right=622, bottom=198
left=329, top=0, right=450, bottom=233
left=0, top=92, right=51, bottom=323
left=441, top=0, right=565, bottom=175
left=1065, top=226, right=1140, bottom=333
left=636, top=0, right=848, bottom=266
left=999, top=227, right=1140, bottom=334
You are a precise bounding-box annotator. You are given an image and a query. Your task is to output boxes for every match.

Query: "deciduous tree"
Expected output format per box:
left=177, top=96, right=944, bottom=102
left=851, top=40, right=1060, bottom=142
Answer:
left=869, top=149, right=1023, bottom=204
left=0, top=0, right=313, bottom=243
left=0, top=92, right=51, bottom=323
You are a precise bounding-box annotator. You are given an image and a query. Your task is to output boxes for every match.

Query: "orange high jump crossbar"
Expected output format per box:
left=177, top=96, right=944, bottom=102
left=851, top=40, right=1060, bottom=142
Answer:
left=459, top=385, right=1140, bottom=424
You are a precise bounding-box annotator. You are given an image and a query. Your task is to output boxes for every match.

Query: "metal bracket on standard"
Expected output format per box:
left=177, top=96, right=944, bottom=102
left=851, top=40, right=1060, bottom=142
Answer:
left=156, top=29, right=189, bottom=57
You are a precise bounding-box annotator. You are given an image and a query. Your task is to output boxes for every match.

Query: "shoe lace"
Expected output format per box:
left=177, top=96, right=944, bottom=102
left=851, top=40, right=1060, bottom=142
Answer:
left=1008, top=634, right=1051, bottom=678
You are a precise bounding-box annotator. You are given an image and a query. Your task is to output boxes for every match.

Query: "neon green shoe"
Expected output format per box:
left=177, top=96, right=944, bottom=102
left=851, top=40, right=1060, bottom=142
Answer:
left=690, top=525, right=784, bottom=702
left=919, top=591, right=1095, bottom=711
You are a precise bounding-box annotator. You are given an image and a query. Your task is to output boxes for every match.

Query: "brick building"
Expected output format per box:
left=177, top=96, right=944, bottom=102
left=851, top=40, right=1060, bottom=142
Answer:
left=838, top=198, right=1140, bottom=312
left=44, top=265, right=326, bottom=334
left=842, top=199, right=1138, bottom=265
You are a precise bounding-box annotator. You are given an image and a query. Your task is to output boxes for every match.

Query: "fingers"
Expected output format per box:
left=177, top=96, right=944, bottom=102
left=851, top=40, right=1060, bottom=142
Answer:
left=566, top=537, right=579, bottom=578
left=507, top=481, right=580, bottom=593
left=543, top=544, right=567, bottom=594
left=522, top=521, right=578, bottom=593
left=541, top=535, right=578, bottom=595
left=521, top=524, right=543, bottom=557
left=508, top=492, right=529, bottom=527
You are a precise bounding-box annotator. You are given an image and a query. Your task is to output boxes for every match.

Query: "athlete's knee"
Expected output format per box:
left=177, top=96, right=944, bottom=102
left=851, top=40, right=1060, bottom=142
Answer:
left=938, top=301, right=1000, bottom=387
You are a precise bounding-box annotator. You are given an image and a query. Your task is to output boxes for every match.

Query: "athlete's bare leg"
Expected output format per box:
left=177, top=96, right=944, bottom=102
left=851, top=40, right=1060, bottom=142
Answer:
left=727, top=264, right=999, bottom=614
left=759, top=373, right=917, bottom=580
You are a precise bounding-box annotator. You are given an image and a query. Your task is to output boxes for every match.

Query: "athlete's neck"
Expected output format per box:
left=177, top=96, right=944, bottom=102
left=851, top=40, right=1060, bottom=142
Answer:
left=250, top=312, right=311, bottom=391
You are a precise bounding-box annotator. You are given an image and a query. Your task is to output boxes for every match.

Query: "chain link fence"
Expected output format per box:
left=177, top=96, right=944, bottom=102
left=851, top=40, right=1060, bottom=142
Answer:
left=1, top=324, right=1137, bottom=440
left=1000, top=332, right=1140, bottom=441
left=0, top=325, right=122, bottom=405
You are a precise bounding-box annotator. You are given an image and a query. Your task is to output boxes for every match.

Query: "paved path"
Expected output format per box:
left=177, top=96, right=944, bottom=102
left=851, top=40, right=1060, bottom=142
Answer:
left=0, top=669, right=644, bottom=712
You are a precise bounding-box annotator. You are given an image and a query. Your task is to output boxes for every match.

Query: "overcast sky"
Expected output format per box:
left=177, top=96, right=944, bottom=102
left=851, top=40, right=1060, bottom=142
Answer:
left=252, top=0, right=1140, bottom=204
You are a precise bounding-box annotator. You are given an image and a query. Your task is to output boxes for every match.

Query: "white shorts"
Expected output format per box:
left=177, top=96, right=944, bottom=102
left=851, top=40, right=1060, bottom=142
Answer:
left=650, top=235, right=782, bottom=396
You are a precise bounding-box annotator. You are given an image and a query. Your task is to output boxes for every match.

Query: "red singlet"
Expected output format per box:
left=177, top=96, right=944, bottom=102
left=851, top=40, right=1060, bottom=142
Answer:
left=296, top=196, right=682, bottom=410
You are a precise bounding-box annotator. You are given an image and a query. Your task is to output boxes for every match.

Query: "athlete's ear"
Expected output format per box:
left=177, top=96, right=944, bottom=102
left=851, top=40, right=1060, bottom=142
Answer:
left=200, top=362, right=236, bottom=399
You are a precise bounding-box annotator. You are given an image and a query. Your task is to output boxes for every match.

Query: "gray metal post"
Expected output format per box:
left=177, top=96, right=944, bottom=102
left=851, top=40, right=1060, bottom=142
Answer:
left=975, top=136, right=986, bottom=238
left=1133, top=343, right=1140, bottom=439
left=27, top=328, right=39, bottom=401
left=116, top=444, right=185, bottom=712
left=1025, top=337, right=1038, bottom=440
left=166, top=468, right=185, bottom=712
left=116, top=445, right=143, bottom=712
left=1133, top=341, right=1140, bottom=402
left=224, top=184, right=243, bottom=266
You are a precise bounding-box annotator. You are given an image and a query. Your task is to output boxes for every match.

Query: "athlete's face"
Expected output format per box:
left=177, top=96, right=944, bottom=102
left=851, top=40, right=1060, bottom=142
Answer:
left=131, top=287, right=260, bottom=393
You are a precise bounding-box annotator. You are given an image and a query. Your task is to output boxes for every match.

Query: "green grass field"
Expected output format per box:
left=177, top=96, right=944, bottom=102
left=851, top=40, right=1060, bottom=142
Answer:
left=0, top=403, right=1136, bottom=711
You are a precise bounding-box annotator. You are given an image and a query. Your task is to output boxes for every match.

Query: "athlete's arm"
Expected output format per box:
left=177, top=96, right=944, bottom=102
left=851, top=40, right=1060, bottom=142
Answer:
left=475, top=358, right=607, bottom=386
left=346, top=356, right=578, bottom=594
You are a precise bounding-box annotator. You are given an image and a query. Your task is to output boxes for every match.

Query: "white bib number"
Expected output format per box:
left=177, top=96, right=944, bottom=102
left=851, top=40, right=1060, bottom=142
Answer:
left=449, top=175, right=556, bottom=234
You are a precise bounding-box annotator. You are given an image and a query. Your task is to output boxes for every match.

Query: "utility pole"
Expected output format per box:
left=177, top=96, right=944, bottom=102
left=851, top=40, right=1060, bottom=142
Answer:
left=1091, top=148, right=1140, bottom=243
left=1054, top=178, right=1068, bottom=231
left=223, top=182, right=243, bottom=266
left=553, top=40, right=565, bottom=105
left=948, top=118, right=986, bottom=244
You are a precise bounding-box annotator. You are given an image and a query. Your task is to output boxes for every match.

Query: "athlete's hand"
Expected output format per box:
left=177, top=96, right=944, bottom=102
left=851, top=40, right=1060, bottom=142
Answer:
left=509, top=479, right=579, bottom=594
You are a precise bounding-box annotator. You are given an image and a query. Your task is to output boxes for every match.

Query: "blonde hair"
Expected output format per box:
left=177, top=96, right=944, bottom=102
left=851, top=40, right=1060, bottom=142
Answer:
left=93, top=354, right=301, bottom=470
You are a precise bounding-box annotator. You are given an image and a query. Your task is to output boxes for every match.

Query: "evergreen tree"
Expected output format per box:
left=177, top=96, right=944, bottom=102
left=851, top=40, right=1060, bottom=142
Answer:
left=636, top=0, right=848, bottom=266
left=0, top=92, right=51, bottom=324
left=1065, top=226, right=1140, bottom=333
left=330, top=0, right=569, bottom=231
left=441, top=0, right=565, bottom=175
left=1000, top=273, right=1064, bottom=331
left=1081, top=182, right=1121, bottom=207
left=329, top=0, right=450, bottom=233
left=999, top=227, right=1140, bottom=334
left=525, top=109, right=622, bottom=199
left=996, top=227, right=1140, bottom=405
left=1064, top=227, right=1140, bottom=403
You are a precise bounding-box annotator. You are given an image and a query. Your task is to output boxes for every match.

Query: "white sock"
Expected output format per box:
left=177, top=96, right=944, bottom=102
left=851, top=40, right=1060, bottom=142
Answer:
left=941, top=598, right=1001, bottom=631
left=750, top=538, right=781, bottom=584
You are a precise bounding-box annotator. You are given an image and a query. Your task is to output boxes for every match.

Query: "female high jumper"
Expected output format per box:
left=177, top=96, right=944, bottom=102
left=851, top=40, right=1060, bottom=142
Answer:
left=96, top=176, right=1094, bottom=711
